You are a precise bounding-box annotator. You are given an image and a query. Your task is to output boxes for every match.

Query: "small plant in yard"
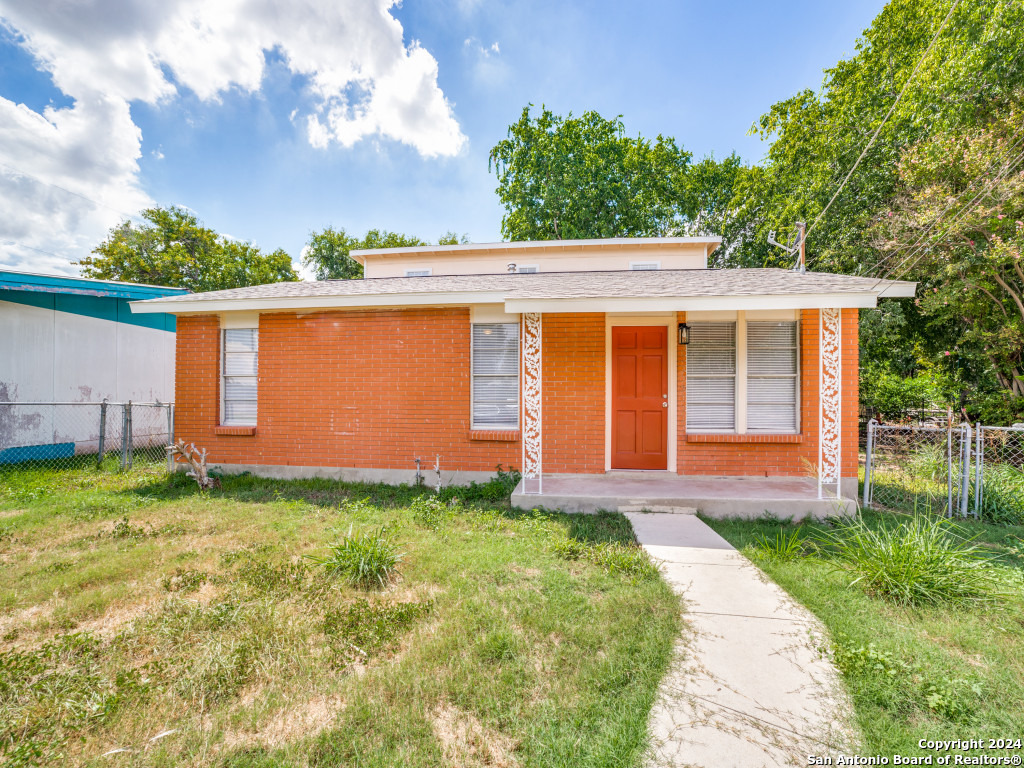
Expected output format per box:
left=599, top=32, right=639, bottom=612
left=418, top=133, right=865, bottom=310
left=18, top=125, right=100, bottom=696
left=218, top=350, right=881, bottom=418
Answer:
left=817, top=513, right=1003, bottom=606
left=752, top=527, right=809, bottom=561
left=111, top=516, right=148, bottom=540
left=305, top=525, right=403, bottom=588
left=410, top=495, right=456, bottom=530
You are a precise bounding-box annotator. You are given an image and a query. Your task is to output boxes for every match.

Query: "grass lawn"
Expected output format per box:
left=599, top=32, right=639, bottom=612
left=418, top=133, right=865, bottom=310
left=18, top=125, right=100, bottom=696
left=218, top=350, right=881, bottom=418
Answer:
left=0, top=462, right=680, bottom=767
left=704, top=510, right=1024, bottom=759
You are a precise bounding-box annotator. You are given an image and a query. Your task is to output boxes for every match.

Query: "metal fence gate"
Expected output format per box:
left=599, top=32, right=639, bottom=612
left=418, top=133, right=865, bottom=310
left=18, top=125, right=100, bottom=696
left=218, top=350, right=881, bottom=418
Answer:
left=863, top=420, right=971, bottom=517
left=973, top=425, right=1024, bottom=523
left=0, top=401, right=174, bottom=472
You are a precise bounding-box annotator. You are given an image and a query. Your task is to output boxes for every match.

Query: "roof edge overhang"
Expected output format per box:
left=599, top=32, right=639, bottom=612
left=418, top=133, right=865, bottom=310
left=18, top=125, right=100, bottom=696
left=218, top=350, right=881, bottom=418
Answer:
left=349, top=236, right=724, bottom=265
left=130, top=290, right=510, bottom=314
left=132, top=283, right=916, bottom=316
left=504, top=290, right=911, bottom=314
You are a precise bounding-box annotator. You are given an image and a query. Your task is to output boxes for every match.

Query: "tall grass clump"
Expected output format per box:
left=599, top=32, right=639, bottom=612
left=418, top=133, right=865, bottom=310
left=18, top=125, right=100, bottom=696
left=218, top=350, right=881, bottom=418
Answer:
left=819, top=514, right=1002, bottom=607
left=305, top=525, right=402, bottom=588
left=975, top=463, right=1024, bottom=525
left=752, top=527, right=808, bottom=562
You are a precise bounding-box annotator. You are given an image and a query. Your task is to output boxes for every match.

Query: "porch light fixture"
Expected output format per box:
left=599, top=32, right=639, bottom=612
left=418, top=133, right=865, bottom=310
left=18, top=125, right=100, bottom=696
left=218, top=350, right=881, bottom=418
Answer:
left=677, top=323, right=690, bottom=345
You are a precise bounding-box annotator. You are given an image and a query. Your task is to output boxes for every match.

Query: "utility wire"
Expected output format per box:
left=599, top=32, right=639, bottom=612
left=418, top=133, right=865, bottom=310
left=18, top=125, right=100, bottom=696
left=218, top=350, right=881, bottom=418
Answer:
left=867, top=125, right=1024, bottom=281
left=803, top=0, right=962, bottom=265
left=871, top=141, right=1024, bottom=290
left=0, top=239, right=74, bottom=263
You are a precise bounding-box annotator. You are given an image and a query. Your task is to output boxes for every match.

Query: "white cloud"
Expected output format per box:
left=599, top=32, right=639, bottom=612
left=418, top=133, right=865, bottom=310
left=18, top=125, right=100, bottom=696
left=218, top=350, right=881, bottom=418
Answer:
left=0, top=0, right=465, bottom=274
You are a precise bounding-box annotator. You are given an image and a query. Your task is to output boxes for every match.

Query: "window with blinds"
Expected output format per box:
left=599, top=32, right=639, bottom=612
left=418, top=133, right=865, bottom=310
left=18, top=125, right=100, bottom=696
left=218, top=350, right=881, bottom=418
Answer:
left=686, top=322, right=736, bottom=432
left=747, top=321, right=799, bottom=432
left=223, top=329, right=258, bottom=425
left=472, top=323, right=520, bottom=429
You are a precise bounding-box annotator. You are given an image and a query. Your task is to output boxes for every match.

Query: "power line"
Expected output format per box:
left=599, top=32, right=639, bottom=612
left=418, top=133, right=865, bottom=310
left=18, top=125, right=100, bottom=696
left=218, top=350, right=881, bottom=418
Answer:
left=0, top=239, right=74, bottom=263
left=803, top=0, right=962, bottom=263
left=868, top=124, right=1024, bottom=281
left=871, top=140, right=1024, bottom=289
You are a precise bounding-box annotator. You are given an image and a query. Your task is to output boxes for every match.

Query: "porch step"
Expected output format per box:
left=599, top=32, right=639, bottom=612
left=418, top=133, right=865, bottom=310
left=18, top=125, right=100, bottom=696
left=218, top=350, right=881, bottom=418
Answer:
left=617, top=504, right=698, bottom=515
left=511, top=474, right=856, bottom=519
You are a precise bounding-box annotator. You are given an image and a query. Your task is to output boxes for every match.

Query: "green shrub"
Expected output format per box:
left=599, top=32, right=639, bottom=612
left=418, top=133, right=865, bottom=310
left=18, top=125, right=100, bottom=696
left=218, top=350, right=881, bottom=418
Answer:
left=817, top=514, right=1002, bottom=606
left=305, top=525, right=403, bottom=588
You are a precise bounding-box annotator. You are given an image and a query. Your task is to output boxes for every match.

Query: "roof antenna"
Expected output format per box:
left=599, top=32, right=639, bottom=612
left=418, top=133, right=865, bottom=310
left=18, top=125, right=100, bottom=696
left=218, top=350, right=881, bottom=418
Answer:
left=767, top=222, right=806, bottom=273
left=507, top=263, right=517, bottom=273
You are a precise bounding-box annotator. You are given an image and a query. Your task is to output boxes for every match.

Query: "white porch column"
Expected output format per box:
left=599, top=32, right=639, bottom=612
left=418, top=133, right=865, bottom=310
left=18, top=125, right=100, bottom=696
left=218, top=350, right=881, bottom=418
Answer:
left=818, top=307, right=842, bottom=499
left=521, top=312, right=542, bottom=494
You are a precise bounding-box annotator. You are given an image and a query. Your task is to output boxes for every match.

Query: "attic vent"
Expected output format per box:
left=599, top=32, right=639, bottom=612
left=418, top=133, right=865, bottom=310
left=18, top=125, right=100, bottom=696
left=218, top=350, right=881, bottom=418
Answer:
left=404, top=269, right=431, bottom=277
left=516, top=265, right=539, bottom=273
left=630, top=261, right=660, bottom=271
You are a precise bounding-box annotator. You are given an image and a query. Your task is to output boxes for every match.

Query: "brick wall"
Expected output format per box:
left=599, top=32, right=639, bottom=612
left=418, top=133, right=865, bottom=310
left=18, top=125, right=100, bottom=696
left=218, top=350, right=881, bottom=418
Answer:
left=174, top=309, right=519, bottom=471
left=174, top=306, right=859, bottom=480
left=541, top=313, right=605, bottom=473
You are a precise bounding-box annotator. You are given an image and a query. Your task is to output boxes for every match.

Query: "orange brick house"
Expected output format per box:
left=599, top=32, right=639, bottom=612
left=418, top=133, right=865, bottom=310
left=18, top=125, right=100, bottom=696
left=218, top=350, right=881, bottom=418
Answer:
left=132, top=238, right=915, bottom=517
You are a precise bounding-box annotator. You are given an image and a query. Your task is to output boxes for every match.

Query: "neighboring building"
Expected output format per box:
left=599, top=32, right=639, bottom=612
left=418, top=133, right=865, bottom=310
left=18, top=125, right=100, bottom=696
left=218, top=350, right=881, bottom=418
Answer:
left=0, top=270, right=185, bottom=461
left=132, top=238, right=916, bottom=517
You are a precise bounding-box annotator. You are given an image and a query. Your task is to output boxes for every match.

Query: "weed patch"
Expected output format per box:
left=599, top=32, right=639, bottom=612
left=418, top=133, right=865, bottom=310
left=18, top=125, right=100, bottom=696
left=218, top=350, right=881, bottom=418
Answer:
left=321, top=598, right=432, bottom=665
left=552, top=537, right=660, bottom=581
left=305, top=526, right=402, bottom=589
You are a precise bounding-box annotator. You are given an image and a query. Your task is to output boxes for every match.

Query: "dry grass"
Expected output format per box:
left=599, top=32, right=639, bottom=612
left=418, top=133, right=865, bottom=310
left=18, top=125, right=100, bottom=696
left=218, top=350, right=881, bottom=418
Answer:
left=0, top=463, right=678, bottom=767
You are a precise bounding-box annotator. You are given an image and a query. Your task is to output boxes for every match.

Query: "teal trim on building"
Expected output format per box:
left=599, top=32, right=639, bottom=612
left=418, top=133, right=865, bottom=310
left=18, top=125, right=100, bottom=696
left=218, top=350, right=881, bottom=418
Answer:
left=0, top=270, right=188, bottom=300
left=1, top=274, right=181, bottom=332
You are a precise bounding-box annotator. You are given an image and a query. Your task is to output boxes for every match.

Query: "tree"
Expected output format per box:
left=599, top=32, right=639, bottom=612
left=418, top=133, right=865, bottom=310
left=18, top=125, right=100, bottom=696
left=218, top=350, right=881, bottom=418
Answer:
left=302, top=227, right=428, bottom=280
left=734, top=0, right=1024, bottom=273
left=873, top=108, right=1024, bottom=401
left=489, top=106, right=692, bottom=240
left=78, top=206, right=297, bottom=292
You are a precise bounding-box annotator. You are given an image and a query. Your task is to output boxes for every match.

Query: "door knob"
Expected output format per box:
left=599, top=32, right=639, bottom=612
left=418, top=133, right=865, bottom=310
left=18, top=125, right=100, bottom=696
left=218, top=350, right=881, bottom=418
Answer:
left=662, top=402, right=668, bottom=407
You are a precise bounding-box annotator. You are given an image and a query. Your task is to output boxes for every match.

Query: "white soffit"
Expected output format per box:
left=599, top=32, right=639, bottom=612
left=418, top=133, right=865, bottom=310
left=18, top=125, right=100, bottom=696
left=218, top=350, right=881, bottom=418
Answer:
left=503, top=292, right=894, bottom=314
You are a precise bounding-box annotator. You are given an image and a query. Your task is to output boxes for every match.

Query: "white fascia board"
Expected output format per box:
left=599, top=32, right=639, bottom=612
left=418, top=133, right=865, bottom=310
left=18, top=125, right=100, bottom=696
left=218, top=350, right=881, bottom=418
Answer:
left=503, top=292, right=886, bottom=314
left=130, top=290, right=508, bottom=315
left=875, top=281, right=918, bottom=298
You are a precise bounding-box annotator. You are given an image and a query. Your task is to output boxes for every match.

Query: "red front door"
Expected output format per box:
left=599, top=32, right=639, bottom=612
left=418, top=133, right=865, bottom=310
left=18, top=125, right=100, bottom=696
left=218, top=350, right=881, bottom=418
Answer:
left=611, top=326, right=669, bottom=470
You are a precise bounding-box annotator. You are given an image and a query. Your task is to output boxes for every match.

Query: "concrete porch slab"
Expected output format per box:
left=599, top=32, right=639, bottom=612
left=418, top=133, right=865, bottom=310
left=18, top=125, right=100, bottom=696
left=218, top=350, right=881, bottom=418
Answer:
left=511, top=473, right=855, bottom=519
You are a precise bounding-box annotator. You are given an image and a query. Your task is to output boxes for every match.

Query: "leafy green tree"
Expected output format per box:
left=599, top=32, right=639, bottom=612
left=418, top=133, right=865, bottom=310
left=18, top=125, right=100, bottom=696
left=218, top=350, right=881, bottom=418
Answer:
left=489, top=106, right=692, bottom=240
left=873, top=108, right=1024, bottom=401
left=736, top=0, right=1024, bottom=273
left=302, top=228, right=433, bottom=280
left=79, top=206, right=297, bottom=292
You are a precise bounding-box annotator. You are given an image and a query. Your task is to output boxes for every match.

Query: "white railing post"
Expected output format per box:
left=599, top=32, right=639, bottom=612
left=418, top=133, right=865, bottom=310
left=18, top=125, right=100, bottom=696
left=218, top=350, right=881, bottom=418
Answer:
left=521, top=312, right=543, bottom=495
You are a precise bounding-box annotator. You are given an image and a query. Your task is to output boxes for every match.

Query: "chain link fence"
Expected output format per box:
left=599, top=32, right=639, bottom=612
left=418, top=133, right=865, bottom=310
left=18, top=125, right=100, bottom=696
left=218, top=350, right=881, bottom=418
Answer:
left=0, top=401, right=174, bottom=473
left=863, top=421, right=971, bottom=517
left=864, top=420, right=1024, bottom=523
left=974, top=425, right=1024, bottom=524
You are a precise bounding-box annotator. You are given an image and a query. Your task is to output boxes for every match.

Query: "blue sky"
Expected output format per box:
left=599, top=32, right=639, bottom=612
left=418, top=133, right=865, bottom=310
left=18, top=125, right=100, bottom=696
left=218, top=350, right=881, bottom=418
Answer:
left=0, top=0, right=885, bottom=278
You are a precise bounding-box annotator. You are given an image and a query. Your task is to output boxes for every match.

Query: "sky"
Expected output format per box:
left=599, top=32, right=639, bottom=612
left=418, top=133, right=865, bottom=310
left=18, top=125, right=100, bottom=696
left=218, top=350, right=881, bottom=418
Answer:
left=0, top=0, right=886, bottom=279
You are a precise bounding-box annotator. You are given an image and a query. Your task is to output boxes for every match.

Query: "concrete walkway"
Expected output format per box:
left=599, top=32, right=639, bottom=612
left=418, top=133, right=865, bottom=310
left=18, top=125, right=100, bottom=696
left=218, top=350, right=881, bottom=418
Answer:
left=627, top=512, right=857, bottom=768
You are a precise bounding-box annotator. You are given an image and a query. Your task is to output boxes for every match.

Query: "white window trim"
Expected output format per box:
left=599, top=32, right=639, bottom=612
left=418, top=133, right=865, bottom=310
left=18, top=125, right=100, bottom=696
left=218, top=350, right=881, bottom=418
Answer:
left=470, top=321, right=520, bottom=431
left=685, top=310, right=801, bottom=435
left=221, top=326, right=258, bottom=427
left=604, top=313, right=678, bottom=472
left=629, top=261, right=661, bottom=270
left=404, top=268, right=432, bottom=277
